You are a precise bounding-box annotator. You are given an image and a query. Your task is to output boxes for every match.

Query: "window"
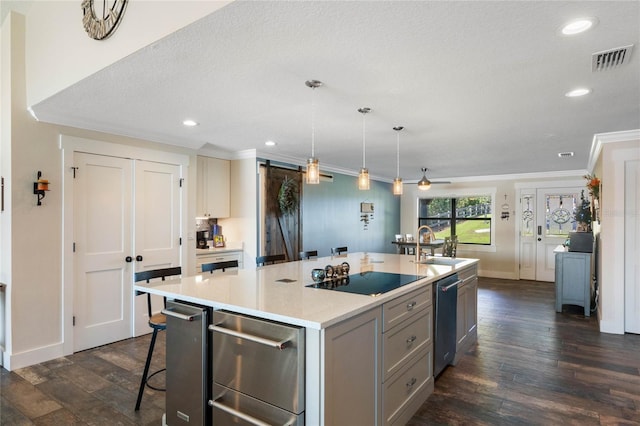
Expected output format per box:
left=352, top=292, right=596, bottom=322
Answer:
left=418, top=196, right=492, bottom=245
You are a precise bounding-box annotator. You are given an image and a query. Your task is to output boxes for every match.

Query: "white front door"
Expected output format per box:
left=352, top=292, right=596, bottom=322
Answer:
left=535, top=188, right=581, bottom=282
left=74, top=153, right=133, bottom=351
left=133, top=160, right=182, bottom=336
left=519, top=187, right=582, bottom=282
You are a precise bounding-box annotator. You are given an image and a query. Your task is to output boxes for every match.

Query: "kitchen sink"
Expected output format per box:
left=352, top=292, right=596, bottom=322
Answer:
left=416, top=257, right=466, bottom=266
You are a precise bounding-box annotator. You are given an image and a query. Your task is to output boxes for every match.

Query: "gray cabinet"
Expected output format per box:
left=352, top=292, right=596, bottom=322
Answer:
left=454, top=264, right=478, bottom=365
left=555, top=252, right=591, bottom=316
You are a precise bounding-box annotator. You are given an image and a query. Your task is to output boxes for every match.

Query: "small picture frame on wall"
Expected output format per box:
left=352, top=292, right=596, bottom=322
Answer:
left=213, top=234, right=225, bottom=248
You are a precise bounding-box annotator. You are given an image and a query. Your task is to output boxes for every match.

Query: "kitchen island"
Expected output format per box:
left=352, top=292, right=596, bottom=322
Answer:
left=135, top=252, right=478, bottom=425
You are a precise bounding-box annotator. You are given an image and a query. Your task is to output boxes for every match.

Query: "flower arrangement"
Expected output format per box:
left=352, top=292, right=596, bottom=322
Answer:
left=584, top=174, right=600, bottom=200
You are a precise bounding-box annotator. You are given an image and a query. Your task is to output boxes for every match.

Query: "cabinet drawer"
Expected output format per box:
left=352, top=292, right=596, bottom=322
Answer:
left=383, top=308, right=432, bottom=381
left=383, top=287, right=431, bottom=332
left=196, top=252, right=242, bottom=272
left=383, top=348, right=431, bottom=425
left=457, top=264, right=477, bottom=284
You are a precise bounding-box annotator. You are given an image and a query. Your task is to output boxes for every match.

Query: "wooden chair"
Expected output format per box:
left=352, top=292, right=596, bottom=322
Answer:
left=134, top=266, right=181, bottom=411
left=256, top=254, right=286, bottom=266
left=299, top=250, right=318, bottom=260
left=331, top=246, right=348, bottom=255
left=202, top=260, right=239, bottom=273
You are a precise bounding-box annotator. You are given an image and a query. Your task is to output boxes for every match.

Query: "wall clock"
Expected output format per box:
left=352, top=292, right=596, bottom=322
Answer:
left=81, top=0, right=128, bottom=40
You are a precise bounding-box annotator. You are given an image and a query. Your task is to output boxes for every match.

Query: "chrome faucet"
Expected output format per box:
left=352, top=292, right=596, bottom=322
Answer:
left=416, top=225, right=435, bottom=262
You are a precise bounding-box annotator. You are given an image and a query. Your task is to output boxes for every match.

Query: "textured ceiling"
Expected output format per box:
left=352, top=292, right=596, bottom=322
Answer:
left=30, top=1, right=640, bottom=181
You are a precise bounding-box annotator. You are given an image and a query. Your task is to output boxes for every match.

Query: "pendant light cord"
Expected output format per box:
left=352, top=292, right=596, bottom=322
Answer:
left=396, top=131, right=400, bottom=177
left=362, top=113, right=366, bottom=168
left=311, top=86, right=316, bottom=158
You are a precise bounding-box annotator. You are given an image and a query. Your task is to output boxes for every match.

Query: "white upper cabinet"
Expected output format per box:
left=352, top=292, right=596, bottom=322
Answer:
left=196, top=156, right=230, bottom=218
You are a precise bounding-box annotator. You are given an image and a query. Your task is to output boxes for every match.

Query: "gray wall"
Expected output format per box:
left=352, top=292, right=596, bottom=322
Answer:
left=301, top=173, right=401, bottom=257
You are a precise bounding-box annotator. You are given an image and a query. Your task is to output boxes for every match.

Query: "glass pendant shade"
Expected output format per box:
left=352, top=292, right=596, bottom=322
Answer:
left=358, top=168, right=370, bottom=190
left=306, top=157, right=320, bottom=184
left=393, top=177, right=403, bottom=195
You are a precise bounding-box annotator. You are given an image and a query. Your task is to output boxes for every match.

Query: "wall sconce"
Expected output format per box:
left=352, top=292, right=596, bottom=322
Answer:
left=33, top=171, right=49, bottom=206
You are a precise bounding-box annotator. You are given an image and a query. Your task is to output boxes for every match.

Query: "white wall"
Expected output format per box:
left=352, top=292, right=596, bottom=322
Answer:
left=24, top=1, right=230, bottom=107
left=598, top=134, right=640, bottom=334
left=219, top=155, right=258, bottom=269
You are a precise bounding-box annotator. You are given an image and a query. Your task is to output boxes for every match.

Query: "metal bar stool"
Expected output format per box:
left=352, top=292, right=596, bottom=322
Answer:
left=256, top=254, right=286, bottom=266
left=134, top=266, right=181, bottom=411
left=299, top=250, right=318, bottom=260
left=331, top=246, right=348, bottom=255
left=202, top=260, right=239, bottom=273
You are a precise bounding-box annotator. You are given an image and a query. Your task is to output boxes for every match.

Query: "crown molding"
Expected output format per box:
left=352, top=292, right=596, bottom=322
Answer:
left=588, top=129, right=640, bottom=172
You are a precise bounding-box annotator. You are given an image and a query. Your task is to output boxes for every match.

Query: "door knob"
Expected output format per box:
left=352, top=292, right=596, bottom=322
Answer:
left=125, top=256, right=133, bottom=263
left=537, top=238, right=542, bottom=241
left=136, top=255, right=143, bottom=261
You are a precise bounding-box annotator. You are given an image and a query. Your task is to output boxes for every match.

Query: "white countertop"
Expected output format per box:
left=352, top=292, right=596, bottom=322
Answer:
left=195, top=241, right=243, bottom=255
left=135, top=252, right=478, bottom=330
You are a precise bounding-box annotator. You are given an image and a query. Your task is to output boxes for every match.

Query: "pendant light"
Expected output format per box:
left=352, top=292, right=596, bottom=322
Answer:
left=305, top=80, right=323, bottom=184
left=358, top=107, right=371, bottom=190
left=392, top=126, right=404, bottom=195
left=417, top=167, right=432, bottom=191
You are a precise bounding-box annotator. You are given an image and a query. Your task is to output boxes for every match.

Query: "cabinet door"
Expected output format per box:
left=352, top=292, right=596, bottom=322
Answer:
left=196, top=156, right=230, bottom=218
left=456, top=284, right=469, bottom=350
left=465, top=278, right=478, bottom=337
left=324, top=308, right=382, bottom=426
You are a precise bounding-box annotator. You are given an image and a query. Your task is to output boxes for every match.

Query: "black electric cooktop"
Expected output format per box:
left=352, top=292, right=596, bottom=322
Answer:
left=306, top=271, right=425, bottom=296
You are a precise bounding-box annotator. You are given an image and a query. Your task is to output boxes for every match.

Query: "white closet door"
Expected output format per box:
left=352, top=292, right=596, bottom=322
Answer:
left=74, top=153, right=133, bottom=351
left=625, top=160, right=640, bottom=333
left=133, top=160, right=182, bottom=336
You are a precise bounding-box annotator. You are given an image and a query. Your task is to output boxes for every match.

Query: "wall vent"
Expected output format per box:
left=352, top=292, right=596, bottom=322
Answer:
left=592, top=44, right=633, bottom=71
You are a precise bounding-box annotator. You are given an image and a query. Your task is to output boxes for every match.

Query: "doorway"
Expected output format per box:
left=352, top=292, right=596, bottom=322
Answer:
left=519, top=185, right=583, bottom=282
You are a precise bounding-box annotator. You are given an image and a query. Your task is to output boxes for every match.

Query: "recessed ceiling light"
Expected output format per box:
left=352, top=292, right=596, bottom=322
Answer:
left=265, top=140, right=276, bottom=147
left=565, top=88, right=591, bottom=97
left=561, top=17, right=598, bottom=35
left=182, top=119, right=199, bottom=127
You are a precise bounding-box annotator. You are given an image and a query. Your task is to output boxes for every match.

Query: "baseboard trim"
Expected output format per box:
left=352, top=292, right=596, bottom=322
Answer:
left=599, top=319, right=625, bottom=335
left=4, top=342, right=64, bottom=371
left=478, top=269, right=517, bottom=280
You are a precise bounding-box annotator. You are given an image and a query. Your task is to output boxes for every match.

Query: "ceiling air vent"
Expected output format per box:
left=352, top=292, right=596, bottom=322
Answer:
left=592, top=44, right=633, bottom=71
left=558, top=152, right=574, bottom=158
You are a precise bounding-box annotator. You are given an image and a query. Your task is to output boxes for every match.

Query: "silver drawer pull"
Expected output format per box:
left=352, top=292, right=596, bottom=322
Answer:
left=406, top=301, right=417, bottom=311
left=161, top=308, right=197, bottom=321
left=210, top=400, right=272, bottom=426
left=209, top=324, right=290, bottom=350
left=406, top=377, right=417, bottom=389
left=406, top=335, right=417, bottom=344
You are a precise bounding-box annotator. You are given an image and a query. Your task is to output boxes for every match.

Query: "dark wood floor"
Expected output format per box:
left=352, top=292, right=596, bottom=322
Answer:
left=1, top=277, right=639, bottom=425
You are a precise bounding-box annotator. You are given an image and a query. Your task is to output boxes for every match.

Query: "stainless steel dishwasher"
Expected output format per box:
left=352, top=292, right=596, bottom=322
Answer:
left=209, top=310, right=305, bottom=425
left=433, top=273, right=461, bottom=377
left=163, top=300, right=211, bottom=425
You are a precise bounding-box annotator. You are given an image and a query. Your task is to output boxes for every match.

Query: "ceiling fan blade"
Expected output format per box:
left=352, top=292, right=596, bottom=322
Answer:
left=430, top=181, right=451, bottom=184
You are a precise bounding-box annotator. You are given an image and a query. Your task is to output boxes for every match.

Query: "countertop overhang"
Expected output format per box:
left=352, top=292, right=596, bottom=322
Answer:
left=135, top=253, right=478, bottom=330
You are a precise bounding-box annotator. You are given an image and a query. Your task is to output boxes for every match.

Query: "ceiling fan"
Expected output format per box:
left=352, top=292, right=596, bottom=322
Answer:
left=417, top=167, right=451, bottom=190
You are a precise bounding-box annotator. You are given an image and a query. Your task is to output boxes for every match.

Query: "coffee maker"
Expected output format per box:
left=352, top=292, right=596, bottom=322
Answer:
left=196, top=230, right=209, bottom=249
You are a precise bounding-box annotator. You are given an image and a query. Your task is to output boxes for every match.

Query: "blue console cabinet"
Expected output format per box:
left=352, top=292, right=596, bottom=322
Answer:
left=555, top=251, right=592, bottom=316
